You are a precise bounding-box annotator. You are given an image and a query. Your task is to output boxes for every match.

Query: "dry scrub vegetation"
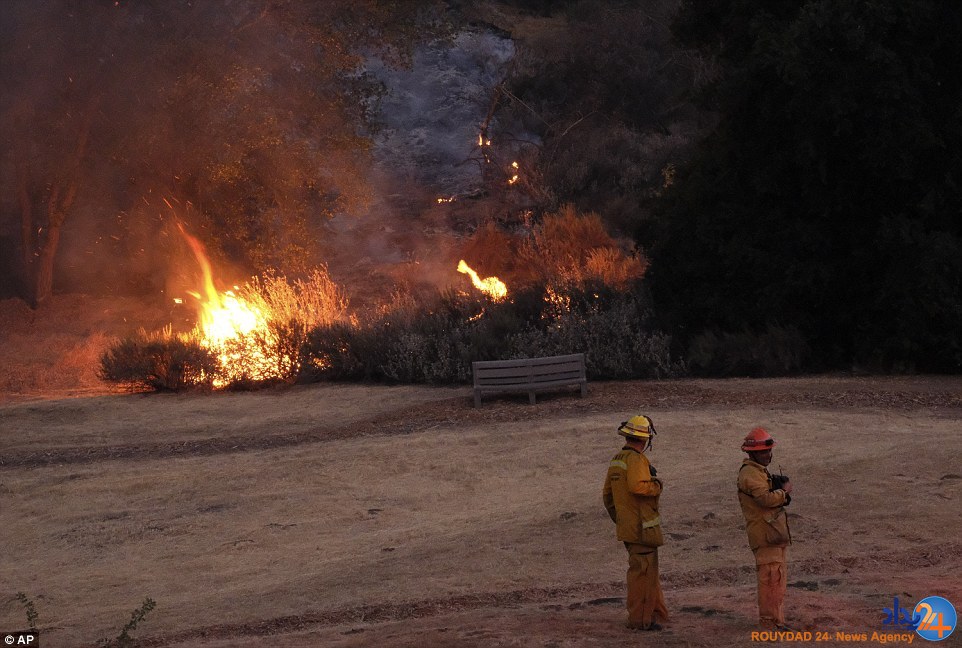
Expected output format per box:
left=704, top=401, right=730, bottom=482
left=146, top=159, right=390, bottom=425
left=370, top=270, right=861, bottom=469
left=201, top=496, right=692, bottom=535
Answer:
left=2, top=376, right=961, bottom=647
left=0, top=295, right=174, bottom=399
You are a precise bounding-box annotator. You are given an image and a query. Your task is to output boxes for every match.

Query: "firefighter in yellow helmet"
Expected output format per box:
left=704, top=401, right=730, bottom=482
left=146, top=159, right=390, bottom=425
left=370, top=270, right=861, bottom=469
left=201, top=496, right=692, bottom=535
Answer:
left=737, top=427, right=793, bottom=630
left=603, top=415, right=670, bottom=631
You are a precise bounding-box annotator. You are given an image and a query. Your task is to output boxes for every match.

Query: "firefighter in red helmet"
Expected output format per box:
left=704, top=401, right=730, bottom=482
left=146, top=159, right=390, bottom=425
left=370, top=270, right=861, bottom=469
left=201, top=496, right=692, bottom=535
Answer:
left=603, top=415, right=670, bottom=631
left=737, top=427, right=793, bottom=630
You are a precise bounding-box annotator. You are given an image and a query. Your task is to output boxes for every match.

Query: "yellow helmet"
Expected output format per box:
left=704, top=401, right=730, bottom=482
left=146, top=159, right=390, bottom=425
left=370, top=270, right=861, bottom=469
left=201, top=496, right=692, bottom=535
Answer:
left=618, top=415, right=655, bottom=439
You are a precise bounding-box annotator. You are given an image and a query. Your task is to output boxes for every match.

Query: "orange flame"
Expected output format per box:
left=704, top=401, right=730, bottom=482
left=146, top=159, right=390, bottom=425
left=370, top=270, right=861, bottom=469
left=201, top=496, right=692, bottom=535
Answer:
left=177, top=223, right=277, bottom=384
left=457, top=260, right=508, bottom=301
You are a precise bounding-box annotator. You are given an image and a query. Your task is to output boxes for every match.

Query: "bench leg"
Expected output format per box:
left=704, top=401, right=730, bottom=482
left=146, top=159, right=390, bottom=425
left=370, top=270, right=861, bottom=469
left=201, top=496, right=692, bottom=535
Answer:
left=580, top=382, right=587, bottom=398
left=474, top=389, right=482, bottom=408
left=529, top=391, right=536, bottom=405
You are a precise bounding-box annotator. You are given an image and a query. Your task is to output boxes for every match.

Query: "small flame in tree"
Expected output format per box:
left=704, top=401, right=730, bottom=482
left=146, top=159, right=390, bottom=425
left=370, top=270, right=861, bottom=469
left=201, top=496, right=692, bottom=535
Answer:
left=508, top=161, right=520, bottom=185
left=457, top=260, right=508, bottom=301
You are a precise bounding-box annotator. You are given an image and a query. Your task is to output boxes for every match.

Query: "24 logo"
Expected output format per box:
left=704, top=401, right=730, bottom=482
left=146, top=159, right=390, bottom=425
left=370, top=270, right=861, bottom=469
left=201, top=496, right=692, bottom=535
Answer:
left=886, top=596, right=957, bottom=641
left=914, top=596, right=956, bottom=642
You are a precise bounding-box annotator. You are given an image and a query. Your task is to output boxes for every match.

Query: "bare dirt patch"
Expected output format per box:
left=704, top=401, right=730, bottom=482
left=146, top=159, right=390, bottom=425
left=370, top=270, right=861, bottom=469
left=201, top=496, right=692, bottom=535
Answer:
left=2, top=376, right=960, bottom=647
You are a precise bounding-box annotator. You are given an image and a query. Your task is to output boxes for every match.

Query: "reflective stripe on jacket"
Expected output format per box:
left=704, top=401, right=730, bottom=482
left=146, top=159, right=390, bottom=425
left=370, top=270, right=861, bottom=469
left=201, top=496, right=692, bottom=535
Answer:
left=603, top=446, right=663, bottom=543
left=737, top=459, right=791, bottom=550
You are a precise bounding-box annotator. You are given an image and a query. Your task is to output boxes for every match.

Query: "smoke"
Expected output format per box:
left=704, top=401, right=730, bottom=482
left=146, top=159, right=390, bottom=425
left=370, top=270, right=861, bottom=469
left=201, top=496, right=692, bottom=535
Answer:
left=367, top=31, right=516, bottom=191
left=1, top=0, right=528, bottom=309
left=275, top=26, right=530, bottom=309
left=330, top=29, right=535, bottom=304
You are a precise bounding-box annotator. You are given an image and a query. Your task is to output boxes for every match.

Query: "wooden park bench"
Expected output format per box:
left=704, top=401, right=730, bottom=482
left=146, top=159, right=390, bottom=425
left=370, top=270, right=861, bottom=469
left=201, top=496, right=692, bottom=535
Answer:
left=471, top=353, right=587, bottom=407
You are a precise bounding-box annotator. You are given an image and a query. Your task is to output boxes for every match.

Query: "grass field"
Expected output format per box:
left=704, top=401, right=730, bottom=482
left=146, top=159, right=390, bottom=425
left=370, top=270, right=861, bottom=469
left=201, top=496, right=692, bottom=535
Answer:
left=2, top=376, right=961, bottom=647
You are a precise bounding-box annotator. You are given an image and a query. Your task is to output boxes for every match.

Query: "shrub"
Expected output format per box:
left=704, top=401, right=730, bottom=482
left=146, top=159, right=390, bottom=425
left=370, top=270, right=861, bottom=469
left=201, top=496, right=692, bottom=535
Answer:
left=99, top=329, right=218, bottom=391
left=507, top=286, right=680, bottom=379
left=686, top=325, right=809, bottom=377
left=16, top=592, right=154, bottom=648
left=225, top=267, right=349, bottom=384
left=99, top=268, right=350, bottom=391
left=240, top=267, right=348, bottom=329
left=302, top=283, right=680, bottom=383
left=103, top=271, right=681, bottom=389
left=305, top=291, right=484, bottom=384
left=99, top=597, right=156, bottom=648
left=517, top=205, right=648, bottom=288
left=16, top=592, right=39, bottom=632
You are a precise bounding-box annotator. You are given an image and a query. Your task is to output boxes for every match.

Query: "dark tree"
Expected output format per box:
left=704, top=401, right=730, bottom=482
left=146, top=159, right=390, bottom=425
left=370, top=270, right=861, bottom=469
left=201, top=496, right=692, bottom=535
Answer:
left=651, top=0, right=962, bottom=371
left=494, top=0, right=704, bottom=235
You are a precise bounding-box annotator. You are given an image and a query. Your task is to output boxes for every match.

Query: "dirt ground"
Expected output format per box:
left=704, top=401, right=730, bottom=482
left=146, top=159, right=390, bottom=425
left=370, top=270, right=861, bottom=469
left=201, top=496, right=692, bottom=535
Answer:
left=1, top=376, right=961, bottom=647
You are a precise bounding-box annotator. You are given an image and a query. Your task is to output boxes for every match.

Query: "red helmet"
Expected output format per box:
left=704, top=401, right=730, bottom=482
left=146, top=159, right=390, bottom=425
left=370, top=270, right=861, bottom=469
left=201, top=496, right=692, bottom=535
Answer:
left=742, top=427, right=776, bottom=452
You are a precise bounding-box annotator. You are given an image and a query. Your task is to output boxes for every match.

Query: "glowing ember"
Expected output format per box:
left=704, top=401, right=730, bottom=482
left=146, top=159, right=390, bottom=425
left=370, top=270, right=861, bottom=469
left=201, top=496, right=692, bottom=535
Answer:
left=467, top=308, right=486, bottom=322
left=508, top=161, right=520, bottom=185
left=457, top=259, right=508, bottom=301
left=544, top=285, right=571, bottom=315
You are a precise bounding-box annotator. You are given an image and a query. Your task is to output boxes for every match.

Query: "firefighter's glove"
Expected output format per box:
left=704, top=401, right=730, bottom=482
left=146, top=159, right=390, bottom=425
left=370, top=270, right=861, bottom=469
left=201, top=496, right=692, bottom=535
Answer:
left=771, top=474, right=789, bottom=490
left=649, top=465, right=657, bottom=477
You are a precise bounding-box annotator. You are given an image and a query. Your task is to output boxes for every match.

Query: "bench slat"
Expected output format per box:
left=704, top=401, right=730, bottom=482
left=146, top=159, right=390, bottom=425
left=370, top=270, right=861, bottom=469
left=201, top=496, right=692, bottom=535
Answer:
left=472, top=353, right=586, bottom=407
left=472, top=353, right=583, bottom=369
left=475, top=366, right=582, bottom=380
left=477, top=378, right=585, bottom=390
left=475, top=365, right=542, bottom=379
left=476, top=370, right=584, bottom=385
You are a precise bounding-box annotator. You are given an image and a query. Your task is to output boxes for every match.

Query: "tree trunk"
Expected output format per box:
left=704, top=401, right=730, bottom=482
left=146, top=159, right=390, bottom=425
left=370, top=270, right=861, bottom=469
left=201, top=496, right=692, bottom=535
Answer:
left=18, top=177, right=74, bottom=308
left=17, top=104, right=94, bottom=308
left=33, top=195, right=69, bottom=307
left=17, top=166, right=39, bottom=307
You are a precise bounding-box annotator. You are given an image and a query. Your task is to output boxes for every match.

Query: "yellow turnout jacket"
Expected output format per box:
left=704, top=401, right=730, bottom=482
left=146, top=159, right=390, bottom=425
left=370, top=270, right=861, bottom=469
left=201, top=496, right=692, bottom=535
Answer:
left=737, top=459, right=791, bottom=550
left=603, top=446, right=663, bottom=545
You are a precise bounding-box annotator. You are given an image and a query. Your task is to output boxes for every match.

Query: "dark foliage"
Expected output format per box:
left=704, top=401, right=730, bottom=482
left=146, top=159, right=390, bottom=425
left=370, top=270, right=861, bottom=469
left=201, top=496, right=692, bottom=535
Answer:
left=650, top=0, right=962, bottom=372
left=302, top=284, right=680, bottom=384
left=498, top=0, right=705, bottom=236
left=99, top=334, right=217, bottom=391
left=686, top=325, right=809, bottom=377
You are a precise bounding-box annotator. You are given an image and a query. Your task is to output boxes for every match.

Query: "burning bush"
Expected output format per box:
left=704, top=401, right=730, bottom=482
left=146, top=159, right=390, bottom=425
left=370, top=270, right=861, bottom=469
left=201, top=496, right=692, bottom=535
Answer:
left=100, top=212, right=671, bottom=391
left=100, top=268, right=349, bottom=390
left=102, top=274, right=679, bottom=390
left=211, top=268, right=349, bottom=385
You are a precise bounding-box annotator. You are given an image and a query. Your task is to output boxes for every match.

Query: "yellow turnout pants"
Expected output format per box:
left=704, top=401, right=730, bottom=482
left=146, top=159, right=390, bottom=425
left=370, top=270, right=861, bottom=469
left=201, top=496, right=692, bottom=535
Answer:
left=624, top=542, right=669, bottom=628
left=754, top=546, right=788, bottom=626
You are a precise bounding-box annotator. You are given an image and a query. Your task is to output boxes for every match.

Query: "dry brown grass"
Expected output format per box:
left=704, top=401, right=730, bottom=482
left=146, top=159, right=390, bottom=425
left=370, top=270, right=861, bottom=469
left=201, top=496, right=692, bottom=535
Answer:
left=0, top=295, right=172, bottom=399
left=239, top=267, right=349, bottom=330
left=519, top=205, right=647, bottom=288
left=1, top=377, right=960, bottom=647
